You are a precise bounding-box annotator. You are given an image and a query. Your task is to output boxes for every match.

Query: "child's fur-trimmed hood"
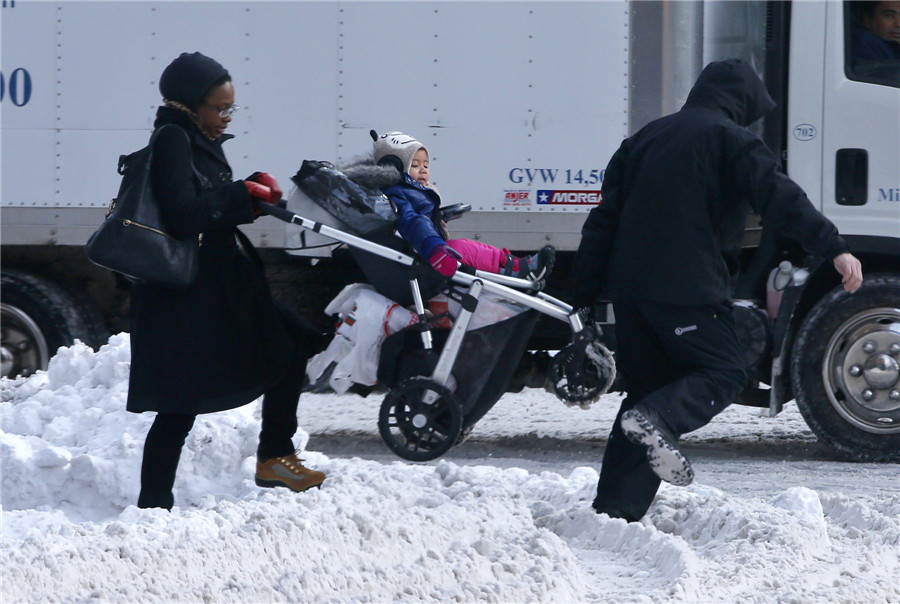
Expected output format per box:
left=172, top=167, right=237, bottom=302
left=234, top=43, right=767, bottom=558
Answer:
left=339, top=155, right=403, bottom=190
left=339, top=154, right=441, bottom=198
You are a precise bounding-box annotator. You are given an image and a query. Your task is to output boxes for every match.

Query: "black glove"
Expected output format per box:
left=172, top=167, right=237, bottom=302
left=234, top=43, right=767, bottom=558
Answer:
left=573, top=306, right=593, bottom=332
left=575, top=306, right=592, bottom=322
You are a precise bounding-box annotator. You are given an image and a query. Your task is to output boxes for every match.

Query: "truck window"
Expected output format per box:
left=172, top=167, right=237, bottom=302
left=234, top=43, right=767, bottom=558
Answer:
left=845, top=1, right=900, bottom=87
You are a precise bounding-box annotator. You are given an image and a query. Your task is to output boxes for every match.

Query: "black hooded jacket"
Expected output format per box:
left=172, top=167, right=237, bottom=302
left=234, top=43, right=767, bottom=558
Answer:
left=571, top=59, right=848, bottom=307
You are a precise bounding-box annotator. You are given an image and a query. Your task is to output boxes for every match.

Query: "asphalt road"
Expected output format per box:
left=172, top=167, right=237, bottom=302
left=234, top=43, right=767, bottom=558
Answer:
left=308, top=432, right=899, bottom=500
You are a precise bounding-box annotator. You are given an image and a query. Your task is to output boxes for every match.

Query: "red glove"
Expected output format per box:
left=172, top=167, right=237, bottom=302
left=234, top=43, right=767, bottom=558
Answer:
left=429, top=245, right=458, bottom=277
left=247, top=172, right=282, bottom=205
left=244, top=181, right=272, bottom=217
left=244, top=180, right=272, bottom=200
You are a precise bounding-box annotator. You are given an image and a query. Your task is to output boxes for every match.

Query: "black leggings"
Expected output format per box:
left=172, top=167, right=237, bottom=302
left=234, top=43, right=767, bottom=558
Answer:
left=137, top=413, right=195, bottom=509
left=138, top=348, right=308, bottom=509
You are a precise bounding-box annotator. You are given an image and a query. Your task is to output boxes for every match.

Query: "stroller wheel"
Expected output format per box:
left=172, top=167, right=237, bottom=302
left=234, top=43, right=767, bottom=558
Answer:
left=547, top=340, right=617, bottom=408
left=378, top=378, right=464, bottom=461
left=456, top=424, right=474, bottom=445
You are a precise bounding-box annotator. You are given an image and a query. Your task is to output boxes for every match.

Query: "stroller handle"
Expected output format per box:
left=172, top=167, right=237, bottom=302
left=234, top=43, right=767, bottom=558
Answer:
left=256, top=198, right=295, bottom=223
left=255, top=199, right=415, bottom=266
left=256, top=200, right=578, bottom=325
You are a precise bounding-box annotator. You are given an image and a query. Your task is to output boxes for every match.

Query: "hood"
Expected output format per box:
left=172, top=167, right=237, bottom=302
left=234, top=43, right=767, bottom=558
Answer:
left=683, top=59, right=776, bottom=127
left=339, top=156, right=404, bottom=189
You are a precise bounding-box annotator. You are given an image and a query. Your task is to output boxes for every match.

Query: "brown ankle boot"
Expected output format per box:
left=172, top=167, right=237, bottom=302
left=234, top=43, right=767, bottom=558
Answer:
left=255, top=452, right=326, bottom=492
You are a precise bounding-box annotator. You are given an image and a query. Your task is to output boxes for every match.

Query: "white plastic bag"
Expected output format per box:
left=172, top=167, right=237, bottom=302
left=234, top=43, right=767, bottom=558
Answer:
left=306, top=284, right=418, bottom=393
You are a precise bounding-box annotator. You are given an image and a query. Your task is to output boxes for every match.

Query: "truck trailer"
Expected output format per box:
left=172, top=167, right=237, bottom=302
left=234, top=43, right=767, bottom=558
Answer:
left=2, top=0, right=898, bottom=461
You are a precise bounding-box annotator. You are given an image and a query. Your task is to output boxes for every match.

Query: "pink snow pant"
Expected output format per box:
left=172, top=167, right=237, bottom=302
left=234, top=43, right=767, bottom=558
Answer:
left=447, top=239, right=510, bottom=273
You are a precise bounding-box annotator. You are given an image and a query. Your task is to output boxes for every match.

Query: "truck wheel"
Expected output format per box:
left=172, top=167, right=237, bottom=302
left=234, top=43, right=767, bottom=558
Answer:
left=790, top=274, right=900, bottom=462
left=0, top=270, right=108, bottom=379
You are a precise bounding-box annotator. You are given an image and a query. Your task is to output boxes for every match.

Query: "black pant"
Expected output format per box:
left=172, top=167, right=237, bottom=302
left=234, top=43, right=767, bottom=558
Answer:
left=137, top=348, right=308, bottom=509
left=593, top=296, right=747, bottom=521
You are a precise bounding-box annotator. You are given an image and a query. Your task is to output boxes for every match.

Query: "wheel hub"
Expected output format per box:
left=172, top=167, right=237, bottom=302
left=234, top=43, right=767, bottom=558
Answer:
left=1, top=346, right=14, bottom=378
left=826, top=308, right=900, bottom=431
left=862, top=353, right=899, bottom=390
left=0, top=303, right=49, bottom=379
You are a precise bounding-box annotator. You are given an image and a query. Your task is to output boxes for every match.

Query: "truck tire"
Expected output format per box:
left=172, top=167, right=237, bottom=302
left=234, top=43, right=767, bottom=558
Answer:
left=790, top=274, right=900, bottom=462
left=0, top=269, right=108, bottom=379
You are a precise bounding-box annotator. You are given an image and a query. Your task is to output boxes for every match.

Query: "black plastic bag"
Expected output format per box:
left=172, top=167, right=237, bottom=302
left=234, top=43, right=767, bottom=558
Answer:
left=293, top=160, right=396, bottom=235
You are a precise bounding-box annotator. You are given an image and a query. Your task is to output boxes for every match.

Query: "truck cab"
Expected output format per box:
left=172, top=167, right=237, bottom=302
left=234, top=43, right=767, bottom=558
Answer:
left=724, top=1, right=900, bottom=461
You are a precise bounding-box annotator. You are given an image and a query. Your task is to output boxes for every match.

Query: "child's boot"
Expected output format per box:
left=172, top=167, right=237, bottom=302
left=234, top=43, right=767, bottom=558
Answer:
left=501, top=245, right=555, bottom=282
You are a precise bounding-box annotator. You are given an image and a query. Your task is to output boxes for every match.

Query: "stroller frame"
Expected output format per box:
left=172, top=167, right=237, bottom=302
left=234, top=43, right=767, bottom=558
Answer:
left=261, top=201, right=615, bottom=461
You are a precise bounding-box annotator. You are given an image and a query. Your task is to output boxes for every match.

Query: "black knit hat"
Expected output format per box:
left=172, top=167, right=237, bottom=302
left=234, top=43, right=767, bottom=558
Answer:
left=159, top=52, right=230, bottom=111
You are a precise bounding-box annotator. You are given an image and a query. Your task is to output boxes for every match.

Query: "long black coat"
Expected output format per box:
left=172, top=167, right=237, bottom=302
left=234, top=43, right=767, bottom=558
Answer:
left=126, top=107, right=294, bottom=415
left=572, top=60, right=848, bottom=308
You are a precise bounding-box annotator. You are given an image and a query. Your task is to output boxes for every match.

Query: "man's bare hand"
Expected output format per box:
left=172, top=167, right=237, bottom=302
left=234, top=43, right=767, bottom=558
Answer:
left=833, top=252, right=863, bottom=293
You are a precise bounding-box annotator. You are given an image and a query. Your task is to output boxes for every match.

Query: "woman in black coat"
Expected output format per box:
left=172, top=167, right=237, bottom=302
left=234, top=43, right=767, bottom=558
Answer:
left=128, top=52, right=325, bottom=509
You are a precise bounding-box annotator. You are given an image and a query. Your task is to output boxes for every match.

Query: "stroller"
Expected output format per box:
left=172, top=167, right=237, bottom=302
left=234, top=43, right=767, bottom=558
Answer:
left=266, top=160, right=616, bottom=462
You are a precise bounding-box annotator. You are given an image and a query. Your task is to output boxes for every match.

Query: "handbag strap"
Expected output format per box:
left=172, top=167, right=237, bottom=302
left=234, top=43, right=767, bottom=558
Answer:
left=119, top=125, right=208, bottom=188
left=151, top=124, right=211, bottom=245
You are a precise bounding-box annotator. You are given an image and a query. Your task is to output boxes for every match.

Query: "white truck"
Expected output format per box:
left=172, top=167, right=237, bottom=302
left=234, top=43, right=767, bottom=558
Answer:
left=2, top=0, right=898, bottom=461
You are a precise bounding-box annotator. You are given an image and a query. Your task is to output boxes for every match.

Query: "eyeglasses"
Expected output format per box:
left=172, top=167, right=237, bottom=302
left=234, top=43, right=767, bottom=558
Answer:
left=205, top=104, right=240, bottom=118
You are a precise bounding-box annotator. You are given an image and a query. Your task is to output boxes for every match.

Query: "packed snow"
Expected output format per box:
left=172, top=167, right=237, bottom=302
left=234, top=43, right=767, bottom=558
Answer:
left=2, top=335, right=898, bottom=603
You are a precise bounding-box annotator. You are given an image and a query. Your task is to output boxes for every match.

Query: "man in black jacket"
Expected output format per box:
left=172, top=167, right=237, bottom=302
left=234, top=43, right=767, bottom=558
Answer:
left=571, top=59, right=863, bottom=522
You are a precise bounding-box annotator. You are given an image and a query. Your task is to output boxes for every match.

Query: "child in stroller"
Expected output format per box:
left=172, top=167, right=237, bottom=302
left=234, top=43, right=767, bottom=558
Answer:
left=369, top=130, right=556, bottom=283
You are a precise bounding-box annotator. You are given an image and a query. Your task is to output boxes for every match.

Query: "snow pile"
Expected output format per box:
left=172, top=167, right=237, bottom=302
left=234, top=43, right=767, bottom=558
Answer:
left=1, top=335, right=262, bottom=520
left=2, top=337, right=898, bottom=602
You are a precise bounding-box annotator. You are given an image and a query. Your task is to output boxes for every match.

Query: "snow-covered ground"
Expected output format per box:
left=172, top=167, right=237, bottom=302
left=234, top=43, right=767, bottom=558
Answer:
left=2, top=335, right=898, bottom=603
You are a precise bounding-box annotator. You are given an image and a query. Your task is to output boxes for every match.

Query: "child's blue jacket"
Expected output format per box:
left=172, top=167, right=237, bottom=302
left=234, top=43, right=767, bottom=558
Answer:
left=382, top=174, right=445, bottom=260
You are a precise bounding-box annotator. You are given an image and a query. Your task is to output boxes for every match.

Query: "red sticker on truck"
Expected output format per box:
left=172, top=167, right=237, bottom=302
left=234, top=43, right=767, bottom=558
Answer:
left=503, top=190, right=531, bottom=206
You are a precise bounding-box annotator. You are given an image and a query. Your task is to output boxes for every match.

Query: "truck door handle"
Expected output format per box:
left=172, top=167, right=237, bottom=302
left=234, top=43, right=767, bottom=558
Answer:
left=835, top=148, right=868, bottom=206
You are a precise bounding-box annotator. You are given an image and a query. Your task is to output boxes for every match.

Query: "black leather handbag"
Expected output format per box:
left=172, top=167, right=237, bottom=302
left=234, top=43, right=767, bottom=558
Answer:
left=86, top=126, right=200, bottom=287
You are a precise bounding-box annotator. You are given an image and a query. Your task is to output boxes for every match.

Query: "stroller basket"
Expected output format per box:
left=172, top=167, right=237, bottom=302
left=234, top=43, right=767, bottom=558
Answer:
left=379, top=307, right=540, bottom=428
